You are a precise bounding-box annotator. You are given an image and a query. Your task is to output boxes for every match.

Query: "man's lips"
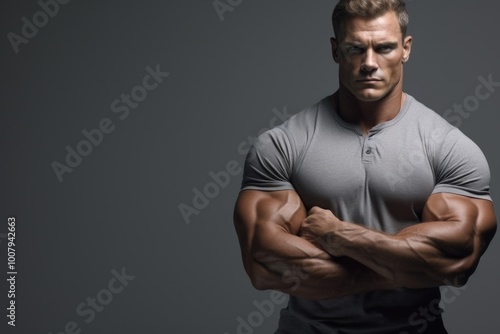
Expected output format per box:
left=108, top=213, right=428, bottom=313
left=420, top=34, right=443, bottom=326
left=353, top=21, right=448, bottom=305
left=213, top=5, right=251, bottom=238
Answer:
left=357, top=78, right=382, bottom=82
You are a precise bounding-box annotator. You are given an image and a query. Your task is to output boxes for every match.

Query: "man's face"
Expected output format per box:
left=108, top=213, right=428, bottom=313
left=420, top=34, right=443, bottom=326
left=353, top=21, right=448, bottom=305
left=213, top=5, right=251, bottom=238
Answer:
left=332, top=11, right=412, bottom=102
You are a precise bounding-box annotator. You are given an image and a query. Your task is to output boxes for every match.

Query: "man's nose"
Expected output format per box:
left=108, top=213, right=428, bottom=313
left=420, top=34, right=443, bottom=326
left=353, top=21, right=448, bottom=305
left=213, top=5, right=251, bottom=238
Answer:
left=361, top=49, right=378, bottom=72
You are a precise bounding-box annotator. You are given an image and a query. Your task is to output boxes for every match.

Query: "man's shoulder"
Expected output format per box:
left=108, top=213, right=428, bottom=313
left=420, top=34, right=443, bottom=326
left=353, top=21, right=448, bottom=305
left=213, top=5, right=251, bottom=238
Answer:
left=406, top=94, right=452, bottom=125
left=261, top=95, right=332, bottom=141
left=404, top=94, right=458, bottom=138
left=280, top=95, right=332, bottom=134
left=405, top=94, right=486, bottom=162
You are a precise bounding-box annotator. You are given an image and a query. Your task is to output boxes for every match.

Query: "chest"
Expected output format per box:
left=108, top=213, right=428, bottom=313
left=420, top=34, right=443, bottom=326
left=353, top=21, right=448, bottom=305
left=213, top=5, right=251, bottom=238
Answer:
left=292, top=128, right=436, bottom=230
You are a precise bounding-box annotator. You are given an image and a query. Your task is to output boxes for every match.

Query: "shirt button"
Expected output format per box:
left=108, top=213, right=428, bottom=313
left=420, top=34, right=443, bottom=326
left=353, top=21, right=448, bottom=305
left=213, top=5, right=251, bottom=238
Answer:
left=365, top=148, right=372, bottom=155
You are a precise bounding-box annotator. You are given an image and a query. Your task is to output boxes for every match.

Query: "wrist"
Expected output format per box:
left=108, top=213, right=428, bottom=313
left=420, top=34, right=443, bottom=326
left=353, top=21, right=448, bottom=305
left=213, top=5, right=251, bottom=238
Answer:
left=321, top=221, right=349, bottom=257
left=317, top=231, right=341, bottom=257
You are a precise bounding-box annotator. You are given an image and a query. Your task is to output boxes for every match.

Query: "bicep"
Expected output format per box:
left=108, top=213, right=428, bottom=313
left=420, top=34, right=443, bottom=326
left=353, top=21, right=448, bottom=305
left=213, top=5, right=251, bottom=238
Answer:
left=233, top=190, right=328, bottom=269
left=233, top=190, right=304, bottom=254
left=420, top=193, right=496, bottom=261
left=234, top=189, right=305, bottom=235
left=391, top=193, right=496, bottom=285
left=422, top=193, right=496, bottom=241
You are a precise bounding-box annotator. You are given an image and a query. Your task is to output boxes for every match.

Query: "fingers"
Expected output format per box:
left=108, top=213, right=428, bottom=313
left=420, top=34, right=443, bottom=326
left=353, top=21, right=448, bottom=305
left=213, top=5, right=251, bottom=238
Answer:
left=308, top=206, right=323, bottom=215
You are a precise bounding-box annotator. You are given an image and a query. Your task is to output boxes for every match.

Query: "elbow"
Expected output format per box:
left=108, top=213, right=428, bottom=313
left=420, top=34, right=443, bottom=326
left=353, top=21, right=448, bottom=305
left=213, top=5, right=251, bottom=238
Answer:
left=445, top=271, right=469, bottom=287
left=247, top=266, right=276, bottom=291
left=243, top=253, right=275, bottom=291
left=441, top=259, right=477, bottom=287
left=249, top=275, right=269, bottom=291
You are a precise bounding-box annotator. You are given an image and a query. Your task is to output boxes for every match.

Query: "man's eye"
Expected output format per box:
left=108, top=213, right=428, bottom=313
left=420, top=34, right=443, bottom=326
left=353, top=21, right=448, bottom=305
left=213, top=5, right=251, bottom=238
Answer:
left=347, top=46, right=363, bottom=54
left=377, top=46, right=393, bottom=53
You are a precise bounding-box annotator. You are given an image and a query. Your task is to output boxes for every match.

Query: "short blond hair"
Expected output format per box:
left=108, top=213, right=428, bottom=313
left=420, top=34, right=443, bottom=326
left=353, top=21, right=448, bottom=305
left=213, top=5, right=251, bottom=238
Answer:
left=332, top=0, right=409, bottom=41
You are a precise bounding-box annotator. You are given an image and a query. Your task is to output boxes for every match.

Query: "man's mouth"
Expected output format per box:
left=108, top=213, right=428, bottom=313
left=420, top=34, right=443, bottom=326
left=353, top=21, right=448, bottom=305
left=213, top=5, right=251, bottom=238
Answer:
left=357, top=78, right=382, bottom=82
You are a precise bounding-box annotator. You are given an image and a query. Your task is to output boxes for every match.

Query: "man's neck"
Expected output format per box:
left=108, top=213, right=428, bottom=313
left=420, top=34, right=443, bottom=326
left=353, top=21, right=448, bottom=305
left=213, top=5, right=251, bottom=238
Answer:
left=333, top=85, right=406, bottom=135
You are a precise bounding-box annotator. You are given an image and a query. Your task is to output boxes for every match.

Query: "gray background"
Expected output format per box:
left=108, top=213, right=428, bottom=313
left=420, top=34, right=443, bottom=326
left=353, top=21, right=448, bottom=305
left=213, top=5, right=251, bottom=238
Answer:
left=1, top=1, right=499, bottom=333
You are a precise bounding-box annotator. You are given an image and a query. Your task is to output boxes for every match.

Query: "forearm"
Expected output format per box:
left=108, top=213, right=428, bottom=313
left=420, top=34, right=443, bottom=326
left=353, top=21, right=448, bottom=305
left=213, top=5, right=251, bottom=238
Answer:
left=322, top=196, right=496, bottom=288
left=328, top=221, right=465, bottom=288
left=301, top=195, right=497, bottom=289
left=251, top=231, right=399, bottom=300
left=248, top=258, right=399, bottom=301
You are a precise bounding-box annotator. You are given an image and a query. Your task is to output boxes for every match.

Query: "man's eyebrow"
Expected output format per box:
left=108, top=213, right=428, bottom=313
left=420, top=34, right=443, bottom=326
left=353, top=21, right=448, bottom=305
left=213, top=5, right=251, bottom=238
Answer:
left=341, top=41, right=364, bottom=46
left=341, top=40, right=399, bottom=47
left=340, top=41, right=365, bottom=49
left=375, top=41, right=399, bottom=47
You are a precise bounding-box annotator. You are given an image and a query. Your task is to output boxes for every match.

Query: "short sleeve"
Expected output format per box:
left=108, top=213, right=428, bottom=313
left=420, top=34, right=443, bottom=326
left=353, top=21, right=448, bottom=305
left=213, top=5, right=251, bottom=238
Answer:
left=241, top=127, right=295, bottom=191
left=432, top=129, right=491, bottom=201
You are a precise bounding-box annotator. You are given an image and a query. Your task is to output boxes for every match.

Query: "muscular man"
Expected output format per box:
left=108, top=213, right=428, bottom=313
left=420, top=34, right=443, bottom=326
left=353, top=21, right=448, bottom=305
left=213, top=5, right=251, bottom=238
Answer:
left=233, top=0, right=497, bottom=333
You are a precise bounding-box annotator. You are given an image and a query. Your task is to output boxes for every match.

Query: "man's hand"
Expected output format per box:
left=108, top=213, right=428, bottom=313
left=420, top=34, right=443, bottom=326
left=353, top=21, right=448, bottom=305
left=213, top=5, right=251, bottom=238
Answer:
left=300, top=207, right=343, bottom=257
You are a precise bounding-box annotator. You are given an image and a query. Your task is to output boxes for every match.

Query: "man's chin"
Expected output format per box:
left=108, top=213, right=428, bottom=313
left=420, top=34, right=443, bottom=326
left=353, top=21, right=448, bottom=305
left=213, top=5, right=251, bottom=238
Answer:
left=353, top=90, right=386, bottom=102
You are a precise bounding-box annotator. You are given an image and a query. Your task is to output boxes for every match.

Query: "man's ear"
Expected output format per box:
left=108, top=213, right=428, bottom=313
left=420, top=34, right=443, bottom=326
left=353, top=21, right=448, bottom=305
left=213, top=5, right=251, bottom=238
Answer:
left=331, top=37, right=340, bottom=64
left=402, top=35, right=412, bottom=63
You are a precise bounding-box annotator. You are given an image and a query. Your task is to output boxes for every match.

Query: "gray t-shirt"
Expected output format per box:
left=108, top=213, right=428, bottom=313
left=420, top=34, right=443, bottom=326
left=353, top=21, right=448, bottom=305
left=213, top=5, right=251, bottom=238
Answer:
left=240, top=94, right=491, bottom=333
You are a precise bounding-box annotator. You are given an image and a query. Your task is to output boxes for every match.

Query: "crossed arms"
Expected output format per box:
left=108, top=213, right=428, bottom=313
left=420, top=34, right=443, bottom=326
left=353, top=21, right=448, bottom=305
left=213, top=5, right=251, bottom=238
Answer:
left=233, top=189, right=496, bottom=300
